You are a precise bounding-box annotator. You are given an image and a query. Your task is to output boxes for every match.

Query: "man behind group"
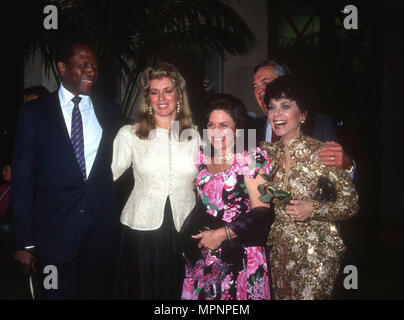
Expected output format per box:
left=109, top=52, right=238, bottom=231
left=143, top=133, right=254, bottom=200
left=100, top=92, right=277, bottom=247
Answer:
left=12, top=36, right=122, bottom=299
left=252, top=60, right=355, bottom=173
left=24, top=85, right=50, bottom=103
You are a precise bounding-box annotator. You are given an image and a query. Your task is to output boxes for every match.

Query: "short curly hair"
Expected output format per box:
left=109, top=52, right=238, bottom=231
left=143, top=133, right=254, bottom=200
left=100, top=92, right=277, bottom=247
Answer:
left=264, top=75, right=313, bottom=134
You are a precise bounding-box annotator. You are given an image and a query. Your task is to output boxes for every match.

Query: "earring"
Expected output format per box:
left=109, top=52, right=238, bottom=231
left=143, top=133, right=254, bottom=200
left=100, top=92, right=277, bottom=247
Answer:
left=176, top=101, right=180, bottom=114
left=149, top=105, right=153, bottom=115
left=301, top=119, right=305, bottom=124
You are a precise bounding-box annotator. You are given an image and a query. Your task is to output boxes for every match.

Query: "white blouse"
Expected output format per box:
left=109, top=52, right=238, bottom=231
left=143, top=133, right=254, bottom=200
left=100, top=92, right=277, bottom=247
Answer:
left=111, top=124, right=200, bottom=231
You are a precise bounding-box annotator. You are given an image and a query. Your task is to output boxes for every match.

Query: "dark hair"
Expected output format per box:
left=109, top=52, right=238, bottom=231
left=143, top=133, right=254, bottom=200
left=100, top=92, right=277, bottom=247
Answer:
left=24, top=86, right=50, bottom=99
left=264, top=75, right=313, bottom=133
left=201, top=93, right=251, bottom=153
left=55, top=34, right=96, bottom=64
left=202, top=93, right=248, bottom=131
left=253, top=60, right=290, bottom=76
left=1, top=162, right=10, bottom=170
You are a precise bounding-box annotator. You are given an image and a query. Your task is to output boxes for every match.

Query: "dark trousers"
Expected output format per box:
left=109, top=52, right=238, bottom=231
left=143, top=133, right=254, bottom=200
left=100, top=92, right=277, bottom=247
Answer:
left=38, top=222, right=116, bottom=300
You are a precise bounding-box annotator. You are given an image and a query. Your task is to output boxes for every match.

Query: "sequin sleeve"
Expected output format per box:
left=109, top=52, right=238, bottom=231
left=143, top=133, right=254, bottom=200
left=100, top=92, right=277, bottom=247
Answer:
left=311, top=165, right=359, bottom=222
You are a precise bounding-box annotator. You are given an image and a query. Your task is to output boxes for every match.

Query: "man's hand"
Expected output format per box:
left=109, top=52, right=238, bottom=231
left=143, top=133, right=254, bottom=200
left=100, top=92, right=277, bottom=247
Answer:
left=14, top=250, right=37, bottom=274
left=318, top=141, right=352, bottom=170
left=285, top=200, right=313, bottom=221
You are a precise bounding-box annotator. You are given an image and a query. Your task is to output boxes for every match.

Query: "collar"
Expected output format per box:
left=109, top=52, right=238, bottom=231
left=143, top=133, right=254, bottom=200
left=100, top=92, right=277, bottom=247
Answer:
left=284, top=134, right=306, bottom=147
left=281, top=134, right=312, bottom=161
left=58, top=83, right=90, bottom=109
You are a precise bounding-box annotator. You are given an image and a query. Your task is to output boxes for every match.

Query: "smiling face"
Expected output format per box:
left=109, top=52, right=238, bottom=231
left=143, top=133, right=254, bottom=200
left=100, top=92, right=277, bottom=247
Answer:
left=149, top=77, right=179, bottom=126
left=57, top=44, right=98, bottom=96
left=268, top=97, right=306, bottom=143
left=253, top=66, right=279, bottom=115
left=206, top=109, right=236, bottom=155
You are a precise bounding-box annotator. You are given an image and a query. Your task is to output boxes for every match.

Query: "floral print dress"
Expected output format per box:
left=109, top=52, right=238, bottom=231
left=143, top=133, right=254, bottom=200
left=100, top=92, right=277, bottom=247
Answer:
left=181, top=147, right=272, bottom=300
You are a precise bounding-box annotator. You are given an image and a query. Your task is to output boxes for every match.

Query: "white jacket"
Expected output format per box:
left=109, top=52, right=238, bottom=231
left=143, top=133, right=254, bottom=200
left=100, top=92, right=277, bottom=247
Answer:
left=112, top=124, right=200, bottom=231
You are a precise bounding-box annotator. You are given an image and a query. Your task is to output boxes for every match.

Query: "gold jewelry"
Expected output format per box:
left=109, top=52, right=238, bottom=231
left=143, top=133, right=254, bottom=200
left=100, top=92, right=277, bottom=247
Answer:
left=176, top=101, right=180, bottom=114
left=224, top=226, right=231, bottom=241
left=331, top=156, right=335, bottom=162
left=215, top=153, right=235, bottom=163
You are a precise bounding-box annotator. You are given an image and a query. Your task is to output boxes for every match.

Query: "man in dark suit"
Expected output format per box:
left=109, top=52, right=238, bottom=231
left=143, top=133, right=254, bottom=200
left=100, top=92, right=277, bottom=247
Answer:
left=251, top=60, right=355, bottom=174
left=12, top=39, right=122, bottom=299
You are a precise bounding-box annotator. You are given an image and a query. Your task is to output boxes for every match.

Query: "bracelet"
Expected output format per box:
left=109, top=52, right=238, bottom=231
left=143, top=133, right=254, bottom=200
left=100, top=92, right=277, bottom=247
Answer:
left=224, top=226, right=231, bottom=241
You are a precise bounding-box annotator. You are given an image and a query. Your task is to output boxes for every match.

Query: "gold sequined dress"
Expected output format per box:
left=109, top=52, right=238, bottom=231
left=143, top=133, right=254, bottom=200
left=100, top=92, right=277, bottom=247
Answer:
left=261, top=135, right=359, bottom=300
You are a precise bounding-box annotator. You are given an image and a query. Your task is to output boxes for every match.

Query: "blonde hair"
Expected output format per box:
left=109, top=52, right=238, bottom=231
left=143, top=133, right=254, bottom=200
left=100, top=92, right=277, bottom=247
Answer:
left=135, top=61, right=195, bottom=140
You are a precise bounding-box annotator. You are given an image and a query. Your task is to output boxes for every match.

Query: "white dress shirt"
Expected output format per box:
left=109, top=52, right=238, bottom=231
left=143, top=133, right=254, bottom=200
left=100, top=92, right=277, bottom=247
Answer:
left=265, top=118, right=273, bottom=142
left=58, top=84, right=102, bottom=177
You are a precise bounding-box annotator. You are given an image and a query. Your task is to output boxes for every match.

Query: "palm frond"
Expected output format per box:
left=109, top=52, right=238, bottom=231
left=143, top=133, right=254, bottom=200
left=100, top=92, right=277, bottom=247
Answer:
left=24, top=0, right=256, bottom=114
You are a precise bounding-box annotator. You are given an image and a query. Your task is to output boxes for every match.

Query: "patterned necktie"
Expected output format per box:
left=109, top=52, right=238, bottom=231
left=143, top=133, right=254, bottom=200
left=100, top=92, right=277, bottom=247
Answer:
left=71, top=96, right=86, bottom=180
left=271, top=129, right=280, bottom=142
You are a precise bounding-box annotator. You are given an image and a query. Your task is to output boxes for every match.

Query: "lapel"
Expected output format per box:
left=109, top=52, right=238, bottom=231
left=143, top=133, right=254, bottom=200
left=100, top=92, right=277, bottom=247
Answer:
left=48, top=91, right=109, bottom=183
left=49, top=92, right=86, bottom=178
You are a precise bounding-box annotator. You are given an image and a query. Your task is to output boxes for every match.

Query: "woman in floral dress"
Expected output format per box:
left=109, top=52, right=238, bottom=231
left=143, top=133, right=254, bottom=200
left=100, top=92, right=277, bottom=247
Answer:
left=181, top=94, right=273, bottom=300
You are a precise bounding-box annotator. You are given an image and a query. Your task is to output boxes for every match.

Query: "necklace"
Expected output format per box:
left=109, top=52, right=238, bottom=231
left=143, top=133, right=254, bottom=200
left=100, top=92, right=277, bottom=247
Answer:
left=214, top=153, right=235, bottom=163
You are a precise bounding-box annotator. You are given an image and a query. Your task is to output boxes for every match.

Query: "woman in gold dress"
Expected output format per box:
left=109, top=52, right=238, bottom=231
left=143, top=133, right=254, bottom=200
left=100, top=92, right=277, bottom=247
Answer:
left=260, top=76, right=359, bottom=300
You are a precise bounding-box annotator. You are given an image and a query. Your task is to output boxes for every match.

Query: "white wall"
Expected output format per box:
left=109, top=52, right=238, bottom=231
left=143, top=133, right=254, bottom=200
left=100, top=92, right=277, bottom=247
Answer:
left=24, top=49, right=58, bottom=93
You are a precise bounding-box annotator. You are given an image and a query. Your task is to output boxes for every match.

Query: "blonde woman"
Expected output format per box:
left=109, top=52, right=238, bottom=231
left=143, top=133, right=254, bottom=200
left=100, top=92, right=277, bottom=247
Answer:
left=112, top=62, right=200, bottom=299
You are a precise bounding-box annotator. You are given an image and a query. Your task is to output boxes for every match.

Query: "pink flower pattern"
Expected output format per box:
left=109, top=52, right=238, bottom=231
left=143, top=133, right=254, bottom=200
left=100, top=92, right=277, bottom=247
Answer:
left=182, top=148, right=272, bottom=300
left=202, top=175, right=224, bottom=211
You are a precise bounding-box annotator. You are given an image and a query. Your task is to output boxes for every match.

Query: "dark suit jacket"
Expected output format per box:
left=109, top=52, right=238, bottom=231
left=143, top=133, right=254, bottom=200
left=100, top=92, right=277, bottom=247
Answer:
left=252, top=112, right=337, bottom=143
left=12, top=91, right=122, bottom=264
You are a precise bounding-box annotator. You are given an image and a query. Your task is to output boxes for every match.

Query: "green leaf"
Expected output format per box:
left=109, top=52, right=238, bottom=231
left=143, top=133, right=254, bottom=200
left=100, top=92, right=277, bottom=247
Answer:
left=261, top=174, right=272, bottom=182
left=273, top=190, right=289, bottom=198
left=258, top=184, right=266, bottom=195
left=202, top=194, right=210, bottom=206
left=259, top=194, right=273, bottom=203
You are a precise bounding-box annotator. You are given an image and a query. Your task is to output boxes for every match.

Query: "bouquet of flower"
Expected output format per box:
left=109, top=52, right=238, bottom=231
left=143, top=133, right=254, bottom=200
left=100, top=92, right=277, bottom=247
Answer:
left=258, top=169, right=291, bottom=208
